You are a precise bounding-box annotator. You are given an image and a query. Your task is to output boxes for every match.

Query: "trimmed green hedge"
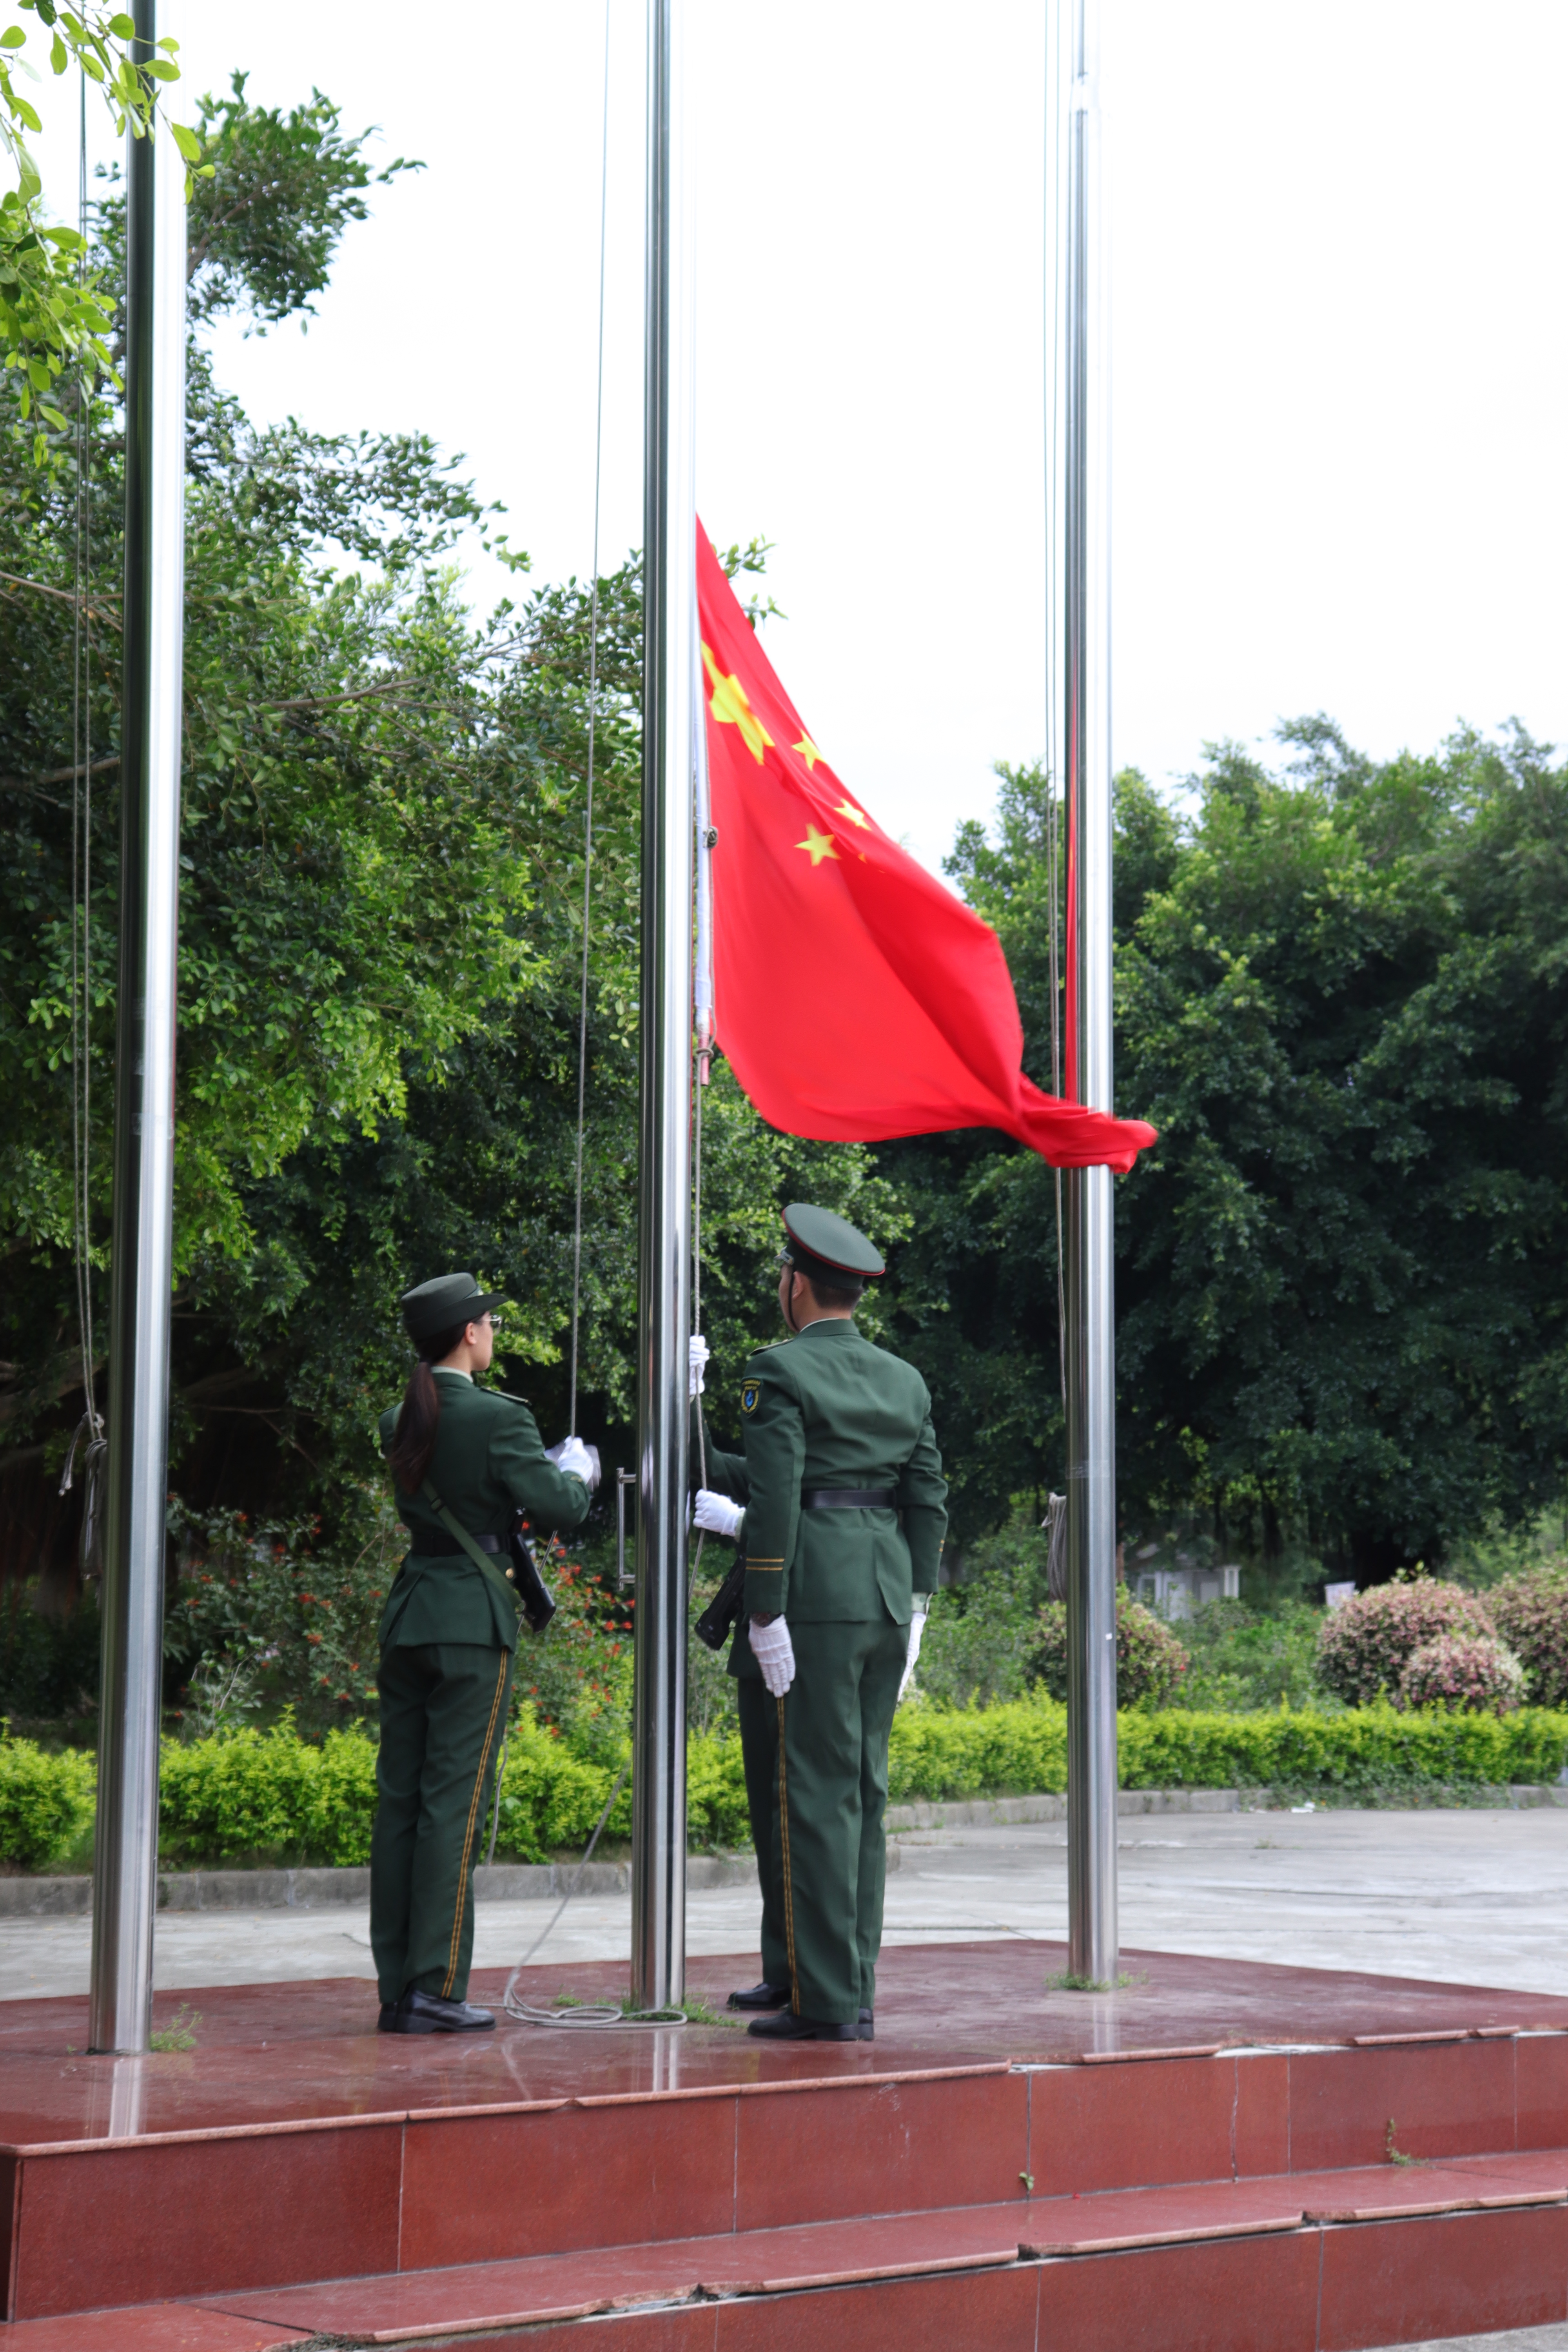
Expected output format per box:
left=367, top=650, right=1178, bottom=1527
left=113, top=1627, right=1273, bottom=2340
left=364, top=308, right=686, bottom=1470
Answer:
left=2, top=1699, right=1564, bottom=1871
left=889, top=1696, right=1568, bottom=1805
left=0, top=1727, right=95, bottom=1869
left=160, top=1724, right=380, bottom=1867
left=158, top=1709, right=752, bottom=1868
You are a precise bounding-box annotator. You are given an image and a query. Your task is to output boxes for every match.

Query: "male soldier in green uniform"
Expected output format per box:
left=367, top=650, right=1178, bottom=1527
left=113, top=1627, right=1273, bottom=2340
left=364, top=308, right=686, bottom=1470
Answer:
left=691, top=1205, right=947, bottom=2041
left=373, top=1272, right=597, bottom=2033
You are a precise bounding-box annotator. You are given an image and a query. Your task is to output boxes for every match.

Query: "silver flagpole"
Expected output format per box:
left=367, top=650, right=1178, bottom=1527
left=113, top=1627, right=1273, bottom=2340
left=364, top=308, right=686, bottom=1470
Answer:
left=89, top=0, right=188, bottom=2054
left=632, top=0, right=694, bottom=2009
left=1048, top=0, right=1119, bottom=1985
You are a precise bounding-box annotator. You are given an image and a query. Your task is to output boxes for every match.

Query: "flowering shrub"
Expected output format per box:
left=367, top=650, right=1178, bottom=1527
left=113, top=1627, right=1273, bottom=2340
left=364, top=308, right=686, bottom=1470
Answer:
left=1314, top=1577, right=1495, bottom=1707
left=165, top=1496, right=401, bottom=1737
left=509, top=1539, right=635, bottom=1764
left=1031, top=1591, right=1191, bottom=1708
left=1399, top=1633, right=1525, bottom=1715
left=1488, top=1568, right=1568, bottom=1708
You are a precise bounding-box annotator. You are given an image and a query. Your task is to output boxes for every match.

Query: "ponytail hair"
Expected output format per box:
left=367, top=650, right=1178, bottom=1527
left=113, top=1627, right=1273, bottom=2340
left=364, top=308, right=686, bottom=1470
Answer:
left=388, top=1320, right=471, bottom=1494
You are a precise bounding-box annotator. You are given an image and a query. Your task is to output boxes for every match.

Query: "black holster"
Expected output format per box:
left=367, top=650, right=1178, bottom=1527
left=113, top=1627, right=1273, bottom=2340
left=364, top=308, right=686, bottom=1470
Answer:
left=694, top=1548, right=746, bottom=1653
left=508, top=1522, right=558, bottom=1634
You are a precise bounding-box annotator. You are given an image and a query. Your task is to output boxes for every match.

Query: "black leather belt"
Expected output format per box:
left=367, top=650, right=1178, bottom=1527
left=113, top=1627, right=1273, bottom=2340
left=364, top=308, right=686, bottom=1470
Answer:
left=802, top=1488, right=897, bottom=1509
left=423, top=1529, right=505, bottom=1557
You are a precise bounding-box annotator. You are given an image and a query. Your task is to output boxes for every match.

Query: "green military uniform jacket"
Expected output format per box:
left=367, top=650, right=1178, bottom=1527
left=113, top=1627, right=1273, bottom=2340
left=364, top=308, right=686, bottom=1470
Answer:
left=703, top=1318, right=947, bottom=1669
left=376, top=1370, right=589, bottom=1652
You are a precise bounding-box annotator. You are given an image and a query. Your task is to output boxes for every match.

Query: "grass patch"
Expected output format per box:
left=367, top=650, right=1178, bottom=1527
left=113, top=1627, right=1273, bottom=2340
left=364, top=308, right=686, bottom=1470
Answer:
left=149, top=2004, right=201, bottom=2053
left=1044, top=1970, right=1144, bottom=1994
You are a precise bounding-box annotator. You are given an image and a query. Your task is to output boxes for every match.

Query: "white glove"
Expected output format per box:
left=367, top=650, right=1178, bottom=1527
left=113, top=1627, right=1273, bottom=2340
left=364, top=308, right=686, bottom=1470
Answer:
left=688, top=1334, right=710, bottom=1400
left=898, top=1601, right=928, bottom=1702
left=693, top=1488, right=744, bottom=1541
left=547, top=1436, right=601, bottom=1492
left=748, top=1615, right=795, bottom=1697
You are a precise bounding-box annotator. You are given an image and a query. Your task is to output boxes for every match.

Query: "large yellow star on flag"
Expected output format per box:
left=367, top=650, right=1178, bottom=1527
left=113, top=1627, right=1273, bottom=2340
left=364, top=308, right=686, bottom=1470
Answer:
left=793, top=735, right=822, bottom=771
left=832, top=797, right=870, bottom=830
left=796, top=824, right=839, bottom=867
left=702, top=643, right=773, bottom=763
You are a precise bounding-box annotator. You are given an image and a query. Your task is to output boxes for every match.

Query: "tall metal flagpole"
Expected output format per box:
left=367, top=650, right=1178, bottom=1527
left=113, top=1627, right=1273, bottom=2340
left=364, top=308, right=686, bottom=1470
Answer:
left=1048, top=0, right=1119, bottom=1985
left=632, top=0, right=694, bottom=2010
left=89, top=0, right=188, bottom=2056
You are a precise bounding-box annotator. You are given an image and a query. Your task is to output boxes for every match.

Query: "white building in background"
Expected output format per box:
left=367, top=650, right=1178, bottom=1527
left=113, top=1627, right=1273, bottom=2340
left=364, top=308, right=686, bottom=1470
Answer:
left=1131, top=1557, right=1241, bottom=1618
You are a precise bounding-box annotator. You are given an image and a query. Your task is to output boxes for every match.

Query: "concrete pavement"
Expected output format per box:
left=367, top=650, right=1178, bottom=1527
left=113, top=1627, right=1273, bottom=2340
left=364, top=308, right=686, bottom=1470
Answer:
left=0, top=1805, right=1562, bottom=2001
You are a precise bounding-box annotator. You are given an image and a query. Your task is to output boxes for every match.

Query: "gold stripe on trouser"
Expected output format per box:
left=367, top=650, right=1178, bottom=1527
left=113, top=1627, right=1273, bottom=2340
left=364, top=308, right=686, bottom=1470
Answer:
left=777, top=1693, right=800, bottom=2014
left=443, top=1651, right=510, bottom=1999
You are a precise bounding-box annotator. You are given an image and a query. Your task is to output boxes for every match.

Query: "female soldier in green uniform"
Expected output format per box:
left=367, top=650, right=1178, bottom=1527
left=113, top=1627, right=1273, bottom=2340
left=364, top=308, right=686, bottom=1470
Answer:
left=373, top=1273, right=598, bottom=2034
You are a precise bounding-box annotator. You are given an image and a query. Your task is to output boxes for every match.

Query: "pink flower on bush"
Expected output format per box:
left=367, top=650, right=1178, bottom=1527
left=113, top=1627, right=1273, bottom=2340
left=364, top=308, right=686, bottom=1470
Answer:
left=1487, top=1568, right=1568, bottom=1708
left=1399, top=1632, right=1524, bottom=1715
left=1314, top=1577, right=1496, bottom=1707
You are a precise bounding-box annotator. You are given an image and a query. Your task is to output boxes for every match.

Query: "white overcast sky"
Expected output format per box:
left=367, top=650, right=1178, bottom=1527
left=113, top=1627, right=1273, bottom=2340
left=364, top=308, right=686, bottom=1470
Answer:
left=34, top=1, right=1568, bottom=875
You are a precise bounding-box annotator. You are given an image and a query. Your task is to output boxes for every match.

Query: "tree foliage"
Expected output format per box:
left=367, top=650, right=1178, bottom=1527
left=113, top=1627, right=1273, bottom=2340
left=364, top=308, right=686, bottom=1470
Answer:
left=0, top=71, right=886, bottom=1608
left=889, top=727, right=1568, bottom=1575
left=1, top=2, right=204, bottom=449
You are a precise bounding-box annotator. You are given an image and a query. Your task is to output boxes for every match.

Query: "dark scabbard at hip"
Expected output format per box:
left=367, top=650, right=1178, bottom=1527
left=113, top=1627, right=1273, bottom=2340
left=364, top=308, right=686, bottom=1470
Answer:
left=694, top=1553, right=747, bottom=1652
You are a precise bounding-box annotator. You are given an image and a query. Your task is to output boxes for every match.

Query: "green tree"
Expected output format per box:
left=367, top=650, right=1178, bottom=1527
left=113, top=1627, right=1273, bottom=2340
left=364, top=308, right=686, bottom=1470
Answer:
left=1, top=71, right=891, bottom=1626
left=1, top=2, right=205, bottom=456
left=904, top=727, right=1568, bottom=1577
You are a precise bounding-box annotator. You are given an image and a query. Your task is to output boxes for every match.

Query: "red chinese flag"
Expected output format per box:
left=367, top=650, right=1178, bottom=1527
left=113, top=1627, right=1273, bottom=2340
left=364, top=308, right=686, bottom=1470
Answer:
left=697, top=526, right=1156, bottom=1173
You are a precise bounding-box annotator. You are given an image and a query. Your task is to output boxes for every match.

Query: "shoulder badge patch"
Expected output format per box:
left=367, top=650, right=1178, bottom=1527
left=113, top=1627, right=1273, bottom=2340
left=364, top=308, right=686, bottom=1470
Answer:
left=740, top=1380, right=760, bottom=1416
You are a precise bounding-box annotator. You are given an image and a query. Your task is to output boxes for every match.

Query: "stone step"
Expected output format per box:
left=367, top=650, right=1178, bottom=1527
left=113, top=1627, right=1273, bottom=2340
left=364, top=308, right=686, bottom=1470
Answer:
left=7, top=2145, right=1563, bottom=2350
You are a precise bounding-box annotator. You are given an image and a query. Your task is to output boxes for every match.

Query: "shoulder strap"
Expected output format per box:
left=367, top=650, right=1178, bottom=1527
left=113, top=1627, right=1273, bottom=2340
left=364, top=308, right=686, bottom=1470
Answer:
left=421, top=1479, right=503, bottom=1580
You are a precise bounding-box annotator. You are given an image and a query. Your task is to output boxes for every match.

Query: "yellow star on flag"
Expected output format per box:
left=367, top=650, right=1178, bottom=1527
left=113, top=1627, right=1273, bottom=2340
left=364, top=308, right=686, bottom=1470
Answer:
left=702, top=643, right=773, bottom=764
left=832, top=797, right=870, bottom=830
left=796, top=824, right=839, bottom=867
left=794, top=735, right=823, bottom=771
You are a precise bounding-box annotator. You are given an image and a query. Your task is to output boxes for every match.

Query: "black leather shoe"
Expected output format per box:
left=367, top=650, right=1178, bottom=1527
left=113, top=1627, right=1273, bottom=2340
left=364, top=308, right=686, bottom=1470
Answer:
left=747, top=2010, right=860, bottom=2042
left=376, top=2003, right=399, bottom=2033
left=858, top=2007, right=874, bottom=2041
left=728, top=1979, right=793, bottom=2012
left=391, top=1989, right=496, bottom=2034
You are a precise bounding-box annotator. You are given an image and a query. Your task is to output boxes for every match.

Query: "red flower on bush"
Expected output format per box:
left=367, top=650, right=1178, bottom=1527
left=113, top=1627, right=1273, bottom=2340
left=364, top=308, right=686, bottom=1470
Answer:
left=1315, top=1578, right=1496, bottom=1707
left=1488, top=1568, right=1568, bottom=1708
left=1031, top=1591, right=1190, bottom=1706
left=1399, top=1632, right=1524, bottom=1715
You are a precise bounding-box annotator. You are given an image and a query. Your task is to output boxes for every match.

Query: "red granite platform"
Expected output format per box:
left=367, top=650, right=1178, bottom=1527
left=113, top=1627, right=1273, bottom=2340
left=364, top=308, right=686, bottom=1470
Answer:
left=0, top=1941, right=1564, bottom=2348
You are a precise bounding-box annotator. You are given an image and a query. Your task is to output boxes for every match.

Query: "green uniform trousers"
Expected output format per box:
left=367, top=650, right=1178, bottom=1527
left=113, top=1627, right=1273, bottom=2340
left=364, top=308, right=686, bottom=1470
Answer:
left=370, top=1641, right=513, bottom=2006
left=737, top=1617, right=906, bottom=2025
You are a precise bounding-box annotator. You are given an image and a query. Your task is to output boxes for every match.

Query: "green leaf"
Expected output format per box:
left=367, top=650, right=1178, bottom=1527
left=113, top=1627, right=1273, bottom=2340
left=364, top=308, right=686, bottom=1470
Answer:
left=107, top=12, right=136, bottom=35
left=49, top=33, right=66, bottom=72
left=0, top=27, right=27, bottom=48
left=169, top=118, right=202, bottom=161
left=39, top=403, right=67, bottom=430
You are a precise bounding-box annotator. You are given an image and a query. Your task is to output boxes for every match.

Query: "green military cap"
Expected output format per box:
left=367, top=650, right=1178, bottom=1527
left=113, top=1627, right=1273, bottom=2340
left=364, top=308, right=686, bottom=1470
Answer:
left=400, top=1272, right=507, bottom=1341
left=780, top=1202, right=886, bottom=1290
